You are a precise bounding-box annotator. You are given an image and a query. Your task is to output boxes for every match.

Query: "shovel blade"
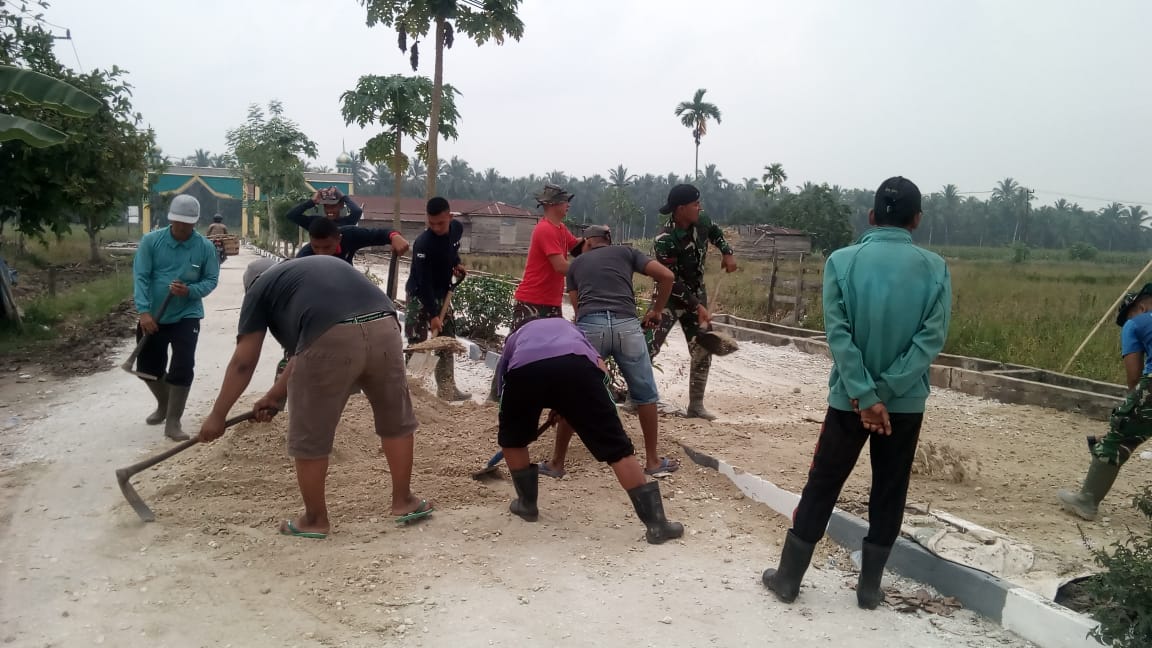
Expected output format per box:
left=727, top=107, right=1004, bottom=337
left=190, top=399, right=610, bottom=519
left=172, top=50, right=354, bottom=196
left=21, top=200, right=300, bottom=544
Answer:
left=406, top=351, right=437, bottom=378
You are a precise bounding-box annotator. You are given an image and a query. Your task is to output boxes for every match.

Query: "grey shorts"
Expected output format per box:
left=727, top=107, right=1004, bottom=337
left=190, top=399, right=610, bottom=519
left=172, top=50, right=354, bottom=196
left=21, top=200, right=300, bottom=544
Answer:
left=286, top=316, right=418, bottom=459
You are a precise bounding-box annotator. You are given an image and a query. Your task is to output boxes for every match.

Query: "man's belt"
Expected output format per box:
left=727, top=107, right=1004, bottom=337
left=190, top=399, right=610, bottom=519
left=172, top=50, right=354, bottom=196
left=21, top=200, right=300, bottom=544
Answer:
left=339, top=311, right=395, bottom=325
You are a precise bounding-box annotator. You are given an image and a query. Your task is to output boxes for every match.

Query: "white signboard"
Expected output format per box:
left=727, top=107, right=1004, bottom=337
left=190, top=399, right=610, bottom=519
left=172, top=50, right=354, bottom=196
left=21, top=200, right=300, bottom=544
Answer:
left=127, top=206, right=140, bottom=224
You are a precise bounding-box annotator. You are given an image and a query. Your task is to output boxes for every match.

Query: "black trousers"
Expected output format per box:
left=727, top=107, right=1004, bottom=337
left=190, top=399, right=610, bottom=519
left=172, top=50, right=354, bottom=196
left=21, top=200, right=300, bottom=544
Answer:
left=499, top=354, right=635, bottom=464
left=792, top=407, right=924, bottom=548
left=135, top=317, right=201, bottom=387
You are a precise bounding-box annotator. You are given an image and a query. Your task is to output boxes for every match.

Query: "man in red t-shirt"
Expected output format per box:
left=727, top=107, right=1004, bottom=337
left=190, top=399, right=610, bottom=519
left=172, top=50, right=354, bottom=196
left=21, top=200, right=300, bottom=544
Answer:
left=511, top=183, right=579, bottom=330
left=487, top=183, right=579, bottom=403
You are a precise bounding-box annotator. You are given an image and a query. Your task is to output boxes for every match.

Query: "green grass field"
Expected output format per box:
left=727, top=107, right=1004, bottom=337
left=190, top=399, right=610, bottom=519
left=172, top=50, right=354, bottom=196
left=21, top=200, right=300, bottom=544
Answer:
left=0, top=229, right=136, bottom=356
left=464, top=245, right=1146, bottom=385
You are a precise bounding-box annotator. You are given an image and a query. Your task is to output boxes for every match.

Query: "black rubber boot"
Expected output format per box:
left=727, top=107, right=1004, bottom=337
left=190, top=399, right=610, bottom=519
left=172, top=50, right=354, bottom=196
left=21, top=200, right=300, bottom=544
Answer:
left=857, top=540, right=892, bottom=610
left=509, top=464, right=539, bottom=522
left=627, top=481, right=684, bottom=544
left=144, top=379, right=169, bottom=425
left=762, top=530, right=816, bottom=603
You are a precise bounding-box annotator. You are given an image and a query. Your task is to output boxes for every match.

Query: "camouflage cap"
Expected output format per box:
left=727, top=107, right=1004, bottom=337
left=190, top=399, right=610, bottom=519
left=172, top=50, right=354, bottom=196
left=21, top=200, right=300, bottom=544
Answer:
left=1116, top=282, right=1152, bottom=326
left=534, top=183, right=575, bottom=206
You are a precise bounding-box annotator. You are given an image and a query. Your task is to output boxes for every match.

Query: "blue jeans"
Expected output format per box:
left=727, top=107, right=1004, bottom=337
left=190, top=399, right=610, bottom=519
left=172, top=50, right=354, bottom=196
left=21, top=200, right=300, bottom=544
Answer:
left=577, top=312, right=660, bottom=405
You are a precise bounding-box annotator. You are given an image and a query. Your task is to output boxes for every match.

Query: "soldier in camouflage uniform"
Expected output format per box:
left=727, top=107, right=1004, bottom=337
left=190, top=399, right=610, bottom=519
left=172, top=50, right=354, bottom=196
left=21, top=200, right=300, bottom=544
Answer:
left=405, top=197, right=470, bottom=401
left=1058, top=285, right=1152, bottom=520
left=646, top=184, right=737, bottom=420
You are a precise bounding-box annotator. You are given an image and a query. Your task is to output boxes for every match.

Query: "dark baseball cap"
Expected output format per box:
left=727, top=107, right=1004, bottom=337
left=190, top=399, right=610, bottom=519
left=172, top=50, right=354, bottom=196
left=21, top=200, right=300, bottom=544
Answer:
left=583, top=224, right=611, bottom=240
left=659, top=184, right=701, bottom=215
left=873, top=176, right=922, bottom=223
left=570, top=224, right=612, bottom=257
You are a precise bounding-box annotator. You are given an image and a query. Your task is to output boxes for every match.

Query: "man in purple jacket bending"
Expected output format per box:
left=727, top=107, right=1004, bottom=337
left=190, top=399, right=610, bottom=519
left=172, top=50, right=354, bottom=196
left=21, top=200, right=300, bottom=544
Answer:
left=494, top=317, right=684, bottom=544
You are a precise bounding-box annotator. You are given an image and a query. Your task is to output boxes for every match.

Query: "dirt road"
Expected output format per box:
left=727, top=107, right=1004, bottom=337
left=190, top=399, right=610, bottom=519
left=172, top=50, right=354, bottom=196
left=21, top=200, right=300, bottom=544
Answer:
left=0, top=250, right=1035, bottom=647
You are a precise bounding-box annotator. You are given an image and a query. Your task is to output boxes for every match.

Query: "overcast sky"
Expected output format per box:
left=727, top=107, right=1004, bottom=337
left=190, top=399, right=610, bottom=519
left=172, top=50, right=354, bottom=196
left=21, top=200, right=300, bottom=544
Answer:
left=40, top=0, right=1152, bottom=209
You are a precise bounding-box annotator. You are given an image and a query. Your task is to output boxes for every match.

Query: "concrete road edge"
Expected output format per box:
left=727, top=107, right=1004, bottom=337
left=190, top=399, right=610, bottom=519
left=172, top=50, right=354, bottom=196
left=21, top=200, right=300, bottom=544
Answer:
left=680, top=443, right=1104, bottom=648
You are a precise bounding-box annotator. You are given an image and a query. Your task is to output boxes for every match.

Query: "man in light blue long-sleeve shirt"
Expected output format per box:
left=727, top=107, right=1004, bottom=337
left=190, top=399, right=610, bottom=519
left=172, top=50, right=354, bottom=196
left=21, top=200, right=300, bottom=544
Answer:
left=762, top=176, right=952, bottom=611
left=133, top=194, right=220, bottom=441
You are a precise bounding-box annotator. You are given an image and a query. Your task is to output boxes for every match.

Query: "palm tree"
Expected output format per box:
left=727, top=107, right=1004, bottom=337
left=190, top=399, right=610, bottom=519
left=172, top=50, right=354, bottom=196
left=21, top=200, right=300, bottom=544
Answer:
left=441, top=155, right=474, bottom=197
left=360, top=0, right=524, bottom=198
left=192, top=148, right=212, bottom=167
left=1125, top=204, right=1150, bottom=249
left=544, top=170, right=568, bottom=187
left=341, top=73, right=460, bottom=295
left=1098, top=202, right=1126, bottom=251
left=674, top=88, right=721, bottom=179
left=762, top=163, right=787, bottom=195
left=940, top=184, right=960, bottom=245
left=992, top=177, right=1028, bottom=244
left=608, top=164, right=634, bottom=188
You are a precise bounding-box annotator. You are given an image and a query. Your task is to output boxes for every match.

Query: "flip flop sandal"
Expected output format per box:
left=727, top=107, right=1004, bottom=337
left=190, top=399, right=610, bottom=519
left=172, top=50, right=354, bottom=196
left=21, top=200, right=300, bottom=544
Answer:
left=396, top=499, right=434, bottom=525
left=279, top=520, right=328, bottom=539
left=539, top=460, right=567, bottom=479
left=644, top=457, right=681, bottom=477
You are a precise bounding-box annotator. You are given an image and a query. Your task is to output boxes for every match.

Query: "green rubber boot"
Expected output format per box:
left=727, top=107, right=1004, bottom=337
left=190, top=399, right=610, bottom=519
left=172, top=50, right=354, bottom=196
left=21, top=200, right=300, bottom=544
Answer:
left=1057, top=459, right=1122, bottom=521
left=144, top=379, right=169, bottom=425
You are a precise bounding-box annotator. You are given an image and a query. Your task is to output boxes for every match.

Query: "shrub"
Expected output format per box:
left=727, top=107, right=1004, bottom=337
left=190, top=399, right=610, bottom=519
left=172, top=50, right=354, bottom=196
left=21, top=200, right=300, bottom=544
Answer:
left=1083, top=485, right=1152, bottom=648
left=1069, top=243, right=1100, bottom=262
left=451, top=275, right=514, bottom=341
left=1010, top=242, right=1031, bottom=264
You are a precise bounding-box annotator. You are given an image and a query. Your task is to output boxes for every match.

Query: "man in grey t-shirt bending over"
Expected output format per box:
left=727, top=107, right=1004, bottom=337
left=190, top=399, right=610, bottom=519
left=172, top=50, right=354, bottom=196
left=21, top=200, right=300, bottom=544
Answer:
left=539, top=225, right=680, bottom=478
left=198, top=255, right=433, bottom=539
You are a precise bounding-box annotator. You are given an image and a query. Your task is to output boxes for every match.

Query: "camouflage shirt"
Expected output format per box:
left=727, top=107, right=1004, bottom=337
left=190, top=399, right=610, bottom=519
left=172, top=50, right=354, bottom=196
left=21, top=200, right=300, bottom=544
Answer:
left=652, top=213, right=733, bottom=309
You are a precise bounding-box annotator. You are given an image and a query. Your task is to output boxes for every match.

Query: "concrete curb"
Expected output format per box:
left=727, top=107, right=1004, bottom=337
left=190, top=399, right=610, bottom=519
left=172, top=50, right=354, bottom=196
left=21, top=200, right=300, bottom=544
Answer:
left=711, top=314, right=1121, bottom=420
left=679, top=444, right=1103, bottom=648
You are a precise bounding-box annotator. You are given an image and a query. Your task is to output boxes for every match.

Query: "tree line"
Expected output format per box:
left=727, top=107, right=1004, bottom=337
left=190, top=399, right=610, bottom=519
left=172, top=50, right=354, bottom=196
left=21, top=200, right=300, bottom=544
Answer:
left=336, top=154, right=1150, bottom=254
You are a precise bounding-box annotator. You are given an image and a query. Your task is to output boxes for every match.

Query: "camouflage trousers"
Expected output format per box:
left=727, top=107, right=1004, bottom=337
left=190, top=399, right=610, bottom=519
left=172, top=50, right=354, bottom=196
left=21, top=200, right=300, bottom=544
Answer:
left=645, top=286, right=708, bottom=359
left=644, top=286, right=712, bottom=402
left=485, top=301, right=564, bottom=402
left=511, top=300, right=563, bottom=334
left=405, top=295, right=457, bottom=343
left=1093, top=375, right=1152, bottom=465
left=406, top=295, right=460, bottom=393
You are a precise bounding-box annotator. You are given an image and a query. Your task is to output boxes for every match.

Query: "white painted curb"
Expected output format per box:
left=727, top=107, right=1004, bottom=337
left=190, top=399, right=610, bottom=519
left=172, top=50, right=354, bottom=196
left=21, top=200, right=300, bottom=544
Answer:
left=684, top=448, right=1103, bottom=648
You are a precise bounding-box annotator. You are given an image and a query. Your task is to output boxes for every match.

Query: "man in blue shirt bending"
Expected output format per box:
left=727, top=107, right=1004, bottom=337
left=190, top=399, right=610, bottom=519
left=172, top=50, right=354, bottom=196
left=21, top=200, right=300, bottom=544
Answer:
left=1058, top=285, right=1152, bottom=520
left=762, top=176, right=952, bottom=611
left=132, top=194, right=220, bottom=441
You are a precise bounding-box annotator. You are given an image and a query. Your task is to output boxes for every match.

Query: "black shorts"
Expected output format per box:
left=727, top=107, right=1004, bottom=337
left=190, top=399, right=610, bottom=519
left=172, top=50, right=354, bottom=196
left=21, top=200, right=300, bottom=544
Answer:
left=498, top=354, right=635, bottom=464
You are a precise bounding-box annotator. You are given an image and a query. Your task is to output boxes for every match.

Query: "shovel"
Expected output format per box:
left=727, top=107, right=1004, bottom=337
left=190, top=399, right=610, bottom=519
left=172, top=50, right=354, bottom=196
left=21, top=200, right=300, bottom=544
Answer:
left=471, top=412, right=559, bottom=480
left=407, top=275, right=466, bottom=376
left=116, top=410, right=270, bottom=522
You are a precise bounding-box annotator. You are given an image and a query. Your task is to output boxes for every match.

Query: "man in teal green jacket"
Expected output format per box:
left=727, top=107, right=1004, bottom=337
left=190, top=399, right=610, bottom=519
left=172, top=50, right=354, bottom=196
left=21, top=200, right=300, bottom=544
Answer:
left=133, top=194, right=221, bottom=441
left=762, top=176, right=952, bottom=611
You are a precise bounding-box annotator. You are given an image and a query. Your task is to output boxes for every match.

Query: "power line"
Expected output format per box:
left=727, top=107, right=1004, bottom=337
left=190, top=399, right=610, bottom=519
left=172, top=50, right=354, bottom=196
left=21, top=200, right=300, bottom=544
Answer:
left=16, top=9, right=84, bottom=72
left=16, top=9, right=67, bottom=31
left=67, top=36, right=83, bottom=73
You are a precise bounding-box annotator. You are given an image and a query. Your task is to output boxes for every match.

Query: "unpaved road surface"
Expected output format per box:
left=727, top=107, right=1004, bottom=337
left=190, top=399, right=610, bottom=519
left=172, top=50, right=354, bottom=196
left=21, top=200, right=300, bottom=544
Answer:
left=1, top=250, right=1037, bottom=647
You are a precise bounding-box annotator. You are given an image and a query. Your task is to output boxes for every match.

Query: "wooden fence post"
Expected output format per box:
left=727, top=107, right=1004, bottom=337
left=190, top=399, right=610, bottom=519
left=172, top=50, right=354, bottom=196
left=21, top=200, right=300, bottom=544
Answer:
left=790, top=253, right=805, bottom=326
left=767, top=248, right=779, bottom=314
